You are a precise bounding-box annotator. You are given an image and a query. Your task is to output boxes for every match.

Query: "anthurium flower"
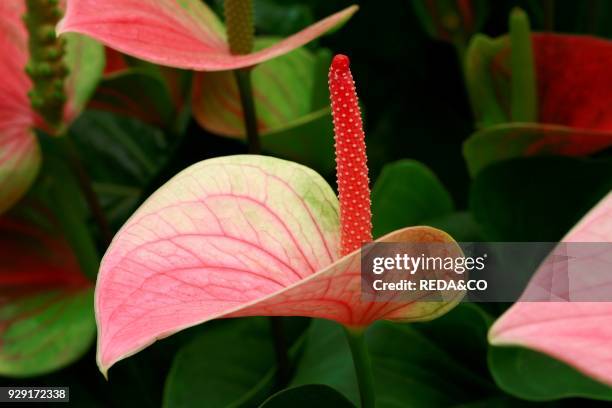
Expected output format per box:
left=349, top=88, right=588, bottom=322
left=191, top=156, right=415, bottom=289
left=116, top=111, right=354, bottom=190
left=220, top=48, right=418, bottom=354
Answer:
left=58, top=0, right=358, bottom=72
left=463, top=8, right=612, bottom=175
left=0, top=199, right=95, bottom=377
left=94, top=55, right=464, bottom=375
left=490, top=191, right=612, bottom=386
left=0, top=1, right=103, bottom=214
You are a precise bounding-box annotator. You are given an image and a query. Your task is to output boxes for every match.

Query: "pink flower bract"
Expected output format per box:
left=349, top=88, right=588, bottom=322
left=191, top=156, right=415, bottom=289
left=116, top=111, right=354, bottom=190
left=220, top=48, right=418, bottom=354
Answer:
left=58, top=0, right=358, bottom=71
left=94, top=56, right=464, bottom=376
left=0, top=1, right=40, bottom=214
left=489, top=192, right=612, bottom=386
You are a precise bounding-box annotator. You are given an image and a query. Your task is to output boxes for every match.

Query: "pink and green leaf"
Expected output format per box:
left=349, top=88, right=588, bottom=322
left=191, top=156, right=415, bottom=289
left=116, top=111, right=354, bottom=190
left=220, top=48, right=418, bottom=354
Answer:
left=489, top=192, right=612, bottom=389
left=192, top=38, right=322, bottom=137
left=58, top=0, right=358, bottom=71
left=0, top=2, right=39, bottom=214
left=95, top=155, right=463, bottom=375
left=63, top=33, right=106, bottom=123
left=0, top=130, right=40, bottom=215
left=0, top=202, right=95, bottom=377
left=192, top=39, right=335, bottom=173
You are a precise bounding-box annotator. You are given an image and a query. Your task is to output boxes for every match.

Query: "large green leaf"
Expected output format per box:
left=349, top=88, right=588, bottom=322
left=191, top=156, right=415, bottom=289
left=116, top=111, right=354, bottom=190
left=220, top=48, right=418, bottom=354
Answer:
left=470, top=156, right=612, bottom=241
left=371, top=159, right=454, bottom=237
left=89, top=68, right=176, bottom=129
left=292, top=305, right=500, bottom=407
left=427, top=211, right=483, bottom=242
left=260, top=384, right=355, bottom=408
left=489, top=346, right=612, bottom=401
left=164, top=318, right=284, bottom=408
left=369, top=304, right=495, bottom=407
left=290, top=320, right=359, bottom=405
left=68, top=110, right=172, bottom=230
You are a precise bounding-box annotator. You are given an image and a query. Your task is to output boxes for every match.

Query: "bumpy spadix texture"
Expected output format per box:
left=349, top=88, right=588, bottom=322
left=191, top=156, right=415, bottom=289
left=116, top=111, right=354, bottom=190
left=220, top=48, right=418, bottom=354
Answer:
left=58, top=0, right=358, bottom=71
left=490, top=192, right=612, bottom=386
left=329, top=55, right=372, bottom=255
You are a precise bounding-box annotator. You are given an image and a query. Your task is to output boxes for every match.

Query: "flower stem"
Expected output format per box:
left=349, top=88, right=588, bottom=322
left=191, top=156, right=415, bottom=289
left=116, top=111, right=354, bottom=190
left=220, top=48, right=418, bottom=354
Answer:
left=344, top=326, right=376, bottom=408
left=57, top=136, right=113, bottom=248
left=269, top=317, right=291, bottom=387
left=234, top=69, right=261, bottom=153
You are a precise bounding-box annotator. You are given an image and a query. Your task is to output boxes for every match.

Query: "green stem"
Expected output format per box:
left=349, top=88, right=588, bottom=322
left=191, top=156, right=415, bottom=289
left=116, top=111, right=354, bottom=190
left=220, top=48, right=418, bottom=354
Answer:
left=57, top=136, right=114, bottom=248
left=234, top=69, right=261, bottom=153
left=269, top=317, right=291, bottom=388
left=344, top=326, right=376, bottom=408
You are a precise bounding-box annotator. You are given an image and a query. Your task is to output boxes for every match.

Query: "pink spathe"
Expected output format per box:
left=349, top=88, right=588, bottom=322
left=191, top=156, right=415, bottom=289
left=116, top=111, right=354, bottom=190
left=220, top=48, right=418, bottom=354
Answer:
left=490, top=192, right=612, bottom=386
left=94, top=55, right=464, bottom=376
left=58, top=0, right=358, bottom=71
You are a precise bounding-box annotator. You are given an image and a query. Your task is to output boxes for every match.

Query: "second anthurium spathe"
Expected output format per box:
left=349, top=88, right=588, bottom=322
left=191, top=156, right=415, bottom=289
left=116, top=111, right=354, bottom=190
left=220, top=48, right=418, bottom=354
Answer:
left=95, top=55, right=464, bottom=382
left=489, top=191, right=612, bottom=391
left=58, top=0, right=358, bottom=71
left=0, top=1, right=104, bottom=214
left=463, top=8, right=612, bottom=175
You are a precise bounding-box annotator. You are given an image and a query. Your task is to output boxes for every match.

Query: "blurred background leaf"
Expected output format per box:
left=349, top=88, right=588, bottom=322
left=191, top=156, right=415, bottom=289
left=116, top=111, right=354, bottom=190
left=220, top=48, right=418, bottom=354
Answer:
left=489, top=346, right=612, bottom=401
left=470, top=156, right=612, bottom=241
left=260, top=384, right=355, bottom=407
